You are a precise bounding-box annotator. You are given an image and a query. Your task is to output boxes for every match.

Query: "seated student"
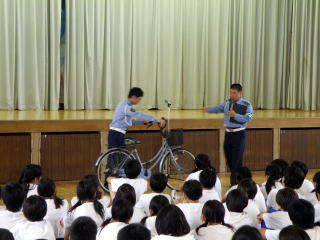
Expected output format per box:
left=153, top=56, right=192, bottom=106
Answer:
left=225, top=167, right=266, bottom=212
left=312, top=183, right=320, bottom=223
left=198, top=169, right=220, bottom=203
left=279, top=225, right=311, bottom=240
left=262, top=199, right=320, bottom=240
left=176, top=180, right=203, bottom=230
left=237, top=179, right=261, bottom=229
left=37, top=178, right=69, bottom=239
left=70, top=216, right=97, bottom=240
left=11, top=195, right=55, bottom=240
left=108, top=160, right=148, bottom=200
left=232, top=225, right=263, bottom=240
left=152, top=205, right=195, bottom=240
left=0, top=228, right=14, bottom=240
left=18, top=164, right=42, bottom=197
left=0, top=182, right=26, bottom=230
left=258, top=188, right=298, bottom=230
left=224, top=189, right=255, bottom=230
left=97, top=199, right=133, bottom=240
left=141, top=195, right=170, bottom=237
left=271, top=159, right=289, bottom=178
left=185, top=154, right=222, bottom=198
left=260, top=164, right=283, bottom=200
left=118, top=223, right=151, bottom=240
left=136, top=173, right=171, bottom=215
left=192, top=200, right=234, bottom=240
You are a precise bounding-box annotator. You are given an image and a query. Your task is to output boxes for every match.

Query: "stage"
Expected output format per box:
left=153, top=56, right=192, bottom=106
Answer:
left=0, top=109, right=320, bottom=184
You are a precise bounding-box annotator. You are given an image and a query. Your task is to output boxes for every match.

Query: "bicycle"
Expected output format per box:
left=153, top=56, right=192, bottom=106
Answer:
left=95, top=100, right=195, bottom=192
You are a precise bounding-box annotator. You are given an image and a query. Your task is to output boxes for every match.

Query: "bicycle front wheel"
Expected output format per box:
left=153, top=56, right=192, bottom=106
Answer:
left=159, top=147, right=195, bottom=190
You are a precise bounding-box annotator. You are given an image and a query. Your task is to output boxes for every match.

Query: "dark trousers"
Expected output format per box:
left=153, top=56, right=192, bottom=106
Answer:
left=107, top=130, right=126, bottom=171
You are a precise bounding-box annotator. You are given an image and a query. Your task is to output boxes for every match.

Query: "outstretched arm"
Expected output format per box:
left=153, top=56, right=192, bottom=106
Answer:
left=203, top=103, right=225, bottom=113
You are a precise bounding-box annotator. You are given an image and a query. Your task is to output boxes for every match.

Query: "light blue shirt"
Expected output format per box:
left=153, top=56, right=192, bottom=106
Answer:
left=208, top=98, right=253, bottom=129
left=110, top=99, right=160, bottom=131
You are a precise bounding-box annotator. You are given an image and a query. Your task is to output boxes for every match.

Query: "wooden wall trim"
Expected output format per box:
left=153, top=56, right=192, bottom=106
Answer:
left=31, top=132, right=41, bottom=165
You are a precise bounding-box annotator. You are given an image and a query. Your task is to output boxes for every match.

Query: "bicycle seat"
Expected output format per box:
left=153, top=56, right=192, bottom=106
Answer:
left=125, top=137, right=141, bottom=145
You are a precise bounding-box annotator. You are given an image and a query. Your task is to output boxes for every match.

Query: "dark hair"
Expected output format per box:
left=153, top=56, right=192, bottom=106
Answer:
left=1, top=182, right=26, bottom=212
left=271, top=159, right=289, bottom=177
left=237, top=178, right=257, bottom=200
left=70, top=216, right=97, bottom=240
left=232, top=167, right=252, bottom=185
left=313, top=172, right=320, bottom=193
left=231, top=225, right=262, bottom=240
left=124, top=160, right=141, bottom=179
left=283, top=166, right=305, bottom=189
left=230, top=83, right=243, bottom=92
left=226, top=189, right=248, bottom=213
left=114, top=184, right=136, bottom=205
left=141, top=195, right=170, bottom=225
left=69, top=179, right=104, bottom=219
left=182, top=180, right=203, bottom=201
left=23, top=195, right=47, bottom=222
left=38, top=178, right=64, bottom=209
left=156, top=205, right=190, bottom=236
left=199, top=169, right=217, bottom=189
left=291, top=161, right=308, bottom=177
left=279, top=225, right=311, bottom=240
left=18, top=164, right=42, bottom=193
left=196, top=200, right=233, bottom=234
left=265, top=164, right=282, bottom=194
left=128, top=87, right=144, bottom=98
left=118, top=223, right=151, bottom=240
left=194, top=154, right=214, bottom=172
left=150, top=173, right=168, bottom=193
left=276, top=188, right=299, bottom=211
left=0, top=228, right=14, bottom=240
left=288, top=199, right=315, bottom=229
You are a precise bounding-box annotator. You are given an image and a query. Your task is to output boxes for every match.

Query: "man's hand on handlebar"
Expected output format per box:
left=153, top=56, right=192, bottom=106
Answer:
left=158, top=118, right=167, bottom=128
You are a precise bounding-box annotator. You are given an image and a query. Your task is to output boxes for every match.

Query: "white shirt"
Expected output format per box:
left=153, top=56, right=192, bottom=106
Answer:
left=136, top=192, right=171, bottom=215
left=0, top=210, right=25, bottom=230
left=224, top=212, right=255, bottom=230
left=296, top=179, right=315, bottom=198
left=145, top=215, right=157, bottom=237
left=11, top=220, right=55, bottom=240
left=199, top=189, right=220, bottom=204
left=27, top=183, right=38, bottom=197
left=97, top=221, right=127, bottom=240
left=266, top=188, right=305, bottom=210
left=176, top=203, right=203, bottom=230
left=260, top=181, right=283, bottom=200
left=192, top=224, right=234, bottom=240
left=44, top=199, right=69, bottom=238
left=71, top=195, right=110, bottom=207
left=243, top=199, right=261, bottom=229
left=263, top=211, right=291, bottom=230
left=105, top=206, right=146, bottom=223
left=152, top=233, right=196, bottom=240
left=314, top=201, right=320, bottom=223
left=266, top=226, right=320, bottom=240
left=111, top=178, right=148, bottom=200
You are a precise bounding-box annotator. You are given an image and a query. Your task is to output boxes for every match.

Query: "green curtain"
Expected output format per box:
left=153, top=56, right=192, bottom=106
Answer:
left=0, top=0, right=61, bottom=110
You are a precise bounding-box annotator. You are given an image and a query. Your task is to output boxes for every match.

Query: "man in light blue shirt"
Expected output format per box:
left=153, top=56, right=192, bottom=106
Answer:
left=203, top=83, right=253, bottom=184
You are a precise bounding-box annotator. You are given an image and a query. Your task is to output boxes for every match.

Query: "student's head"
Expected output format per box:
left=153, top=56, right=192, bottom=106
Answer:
left=199, top=169, right=217, bottom=189
left=114, top=184, right=136, bottom=205
left=38, top=178, right=63, bottom=209
left=0, top=228, right=14, bottom=240
left=313, top=171, right=320, bottom=187
left=230, top=83, right=243, bottom=101
left=288, top=199, right=315, bottom=229
left=112, top=199, right=134, bottom=223
left=279, top=225, right=311, bottom=240
left=70, top=216, right=97, bottom=240
left=150, top=173, right=168, bottom=193
left=233, top=167, right=252, bottom=185
left=1, top=182, right=25, bottom=212
left=226, top=189, right=248, bottom=213
left=283, top=166, right=305, bottom=189
left=156, top=205, right=190, bottom=236
left=149, top=195, right=170, bottom=216
left=291, top=161, right=308, bottom=178
left=276, top=188, right=299, bottom=211
left=182, top=180, right=203, bottom=201
left=118, top=223, right=151, bottom=240
left=128, top=87, right=144, bottom=105
left=194, top=154, right=213, bottom=171
left=237, top=178, right=257, bottom=200
left=271, top=159, right=289, bottom=177
left=18, top=164, right=42, bottom=184
left=231, top=225, right=262, bottom=240
left=23, top=195, right=47, bottom=222
left=124, top=160, right=141, bottom=179
left=265, top=164, right=282, bottom=194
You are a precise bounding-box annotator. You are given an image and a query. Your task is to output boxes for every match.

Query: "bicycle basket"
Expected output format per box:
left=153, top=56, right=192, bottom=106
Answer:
left=166, top=128, right=183, bottom=146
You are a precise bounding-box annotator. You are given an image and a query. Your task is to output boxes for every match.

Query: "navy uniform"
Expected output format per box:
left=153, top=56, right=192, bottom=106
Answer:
left=208, top=98, right=253, bottom=180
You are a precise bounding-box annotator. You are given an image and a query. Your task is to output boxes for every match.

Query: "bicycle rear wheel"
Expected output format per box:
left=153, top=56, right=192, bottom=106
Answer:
left=95, top=148, right=134, bottom=192
left=159, top=147, right=195, bottom=190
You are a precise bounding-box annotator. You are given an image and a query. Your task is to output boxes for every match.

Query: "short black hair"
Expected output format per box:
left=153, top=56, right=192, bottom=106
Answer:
left=283, top=166, right=305, bottom=189
left=149, top=195, right=170, bottom=216
left=128, top=87, right=144, bottom=98
left=23, top=195, right=47, bottom=222
left=0, top=228, right=14, bottom=240
left=114, top=184, right=136, bottom=205
left=276, top=188, right=299, bottom=211
left=230, top=83, right=243, bottom=92
left=1, top=182, right=26, bottom=212
left=182, top=180, right=203, bottom=201
left=291, top=161, right=308, bottom=177
left=150, top=173, right=168, bottom=193
left=124, top=160, right=141, bottom=179
left=70, top=216, right=97, bottom=240
left=233, top=167, right=252, bottom=185
left=271, top=159, right=289, bottom=177
left=232, top=225, right=262, bottom=240
left=237, top=178, right=257, bottom=200
left=156, top=205, right=190, bottom=236
left=313, top=171, right=320, bottom=185
left=288, top=199, right=315, bottom=229
left=118, top=224, right=151, bottom=240
left=279, top=225, right=311, bottom=240
left=194, top=154, right=213, bottom=171
left=199, top=169, right=217, bottom=189
left=226, top=189, right=248, bottom=213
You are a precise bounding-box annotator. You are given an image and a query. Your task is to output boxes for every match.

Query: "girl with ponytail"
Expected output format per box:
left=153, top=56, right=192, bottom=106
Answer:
left=18, top=164, right=42, bottom=197
left=260, top=164, right=282, bottom=200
